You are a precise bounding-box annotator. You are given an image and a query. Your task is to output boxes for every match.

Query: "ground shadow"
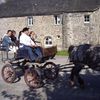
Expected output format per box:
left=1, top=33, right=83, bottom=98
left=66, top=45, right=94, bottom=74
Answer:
left=22, top=73, right=100, bottom=100
left=1, top=91, right=20, bottom=100
left=1, top=68, right=100, bottom=100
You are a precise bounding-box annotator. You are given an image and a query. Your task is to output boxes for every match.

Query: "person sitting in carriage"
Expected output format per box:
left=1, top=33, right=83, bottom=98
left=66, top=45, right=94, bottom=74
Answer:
left=2, top=30, right=13, bottom=51
left=19, top=27, right=43, bottom=62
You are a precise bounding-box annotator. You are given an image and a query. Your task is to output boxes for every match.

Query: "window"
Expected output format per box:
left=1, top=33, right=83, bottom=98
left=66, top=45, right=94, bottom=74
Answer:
left=54, top=15, right=62, bottom=25
left=84, top=15, right=90, bottom=23
left=27, top=16, right=33, bottom=26
left=44, top=36, right=53, bottom=47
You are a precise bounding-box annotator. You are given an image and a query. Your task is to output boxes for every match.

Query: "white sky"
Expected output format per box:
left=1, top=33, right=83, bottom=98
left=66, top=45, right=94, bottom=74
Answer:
left=0, top=0, right=6, bottom=4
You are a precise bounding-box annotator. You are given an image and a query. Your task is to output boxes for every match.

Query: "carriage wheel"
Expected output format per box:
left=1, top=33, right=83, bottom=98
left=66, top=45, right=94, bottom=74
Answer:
left=43, top=62, right=59, bottom=80
left=1, top=63, right=16, bottom=83
left=24, top=68, right=42, bottom=88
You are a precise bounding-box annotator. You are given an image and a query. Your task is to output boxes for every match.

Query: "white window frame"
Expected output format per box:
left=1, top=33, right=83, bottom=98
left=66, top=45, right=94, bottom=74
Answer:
left=84, top=15, right=90, bottom=23
left=44, top=36, right=53, bottom=47
left=54, top=15, right=62, bottom=25
left=27, top=16, right=33, bottom=26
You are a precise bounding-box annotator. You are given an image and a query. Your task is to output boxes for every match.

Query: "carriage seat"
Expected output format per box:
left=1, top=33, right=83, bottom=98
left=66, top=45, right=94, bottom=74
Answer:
left=15, top=47, right=29, bottom=60
left=0, top=46, right=7, bottom=51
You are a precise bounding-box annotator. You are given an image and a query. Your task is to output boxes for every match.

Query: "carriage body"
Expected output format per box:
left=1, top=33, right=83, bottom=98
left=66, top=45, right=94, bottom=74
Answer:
left=15, top=45, right=57, bottom=62
left=1, top=45, right=59, bottom=88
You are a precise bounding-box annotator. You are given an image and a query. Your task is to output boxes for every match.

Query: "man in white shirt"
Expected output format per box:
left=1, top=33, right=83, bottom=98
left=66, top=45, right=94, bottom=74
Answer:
left=20, top=30, right=35, bottom=47
left=19, top=27, right=42, bottom=62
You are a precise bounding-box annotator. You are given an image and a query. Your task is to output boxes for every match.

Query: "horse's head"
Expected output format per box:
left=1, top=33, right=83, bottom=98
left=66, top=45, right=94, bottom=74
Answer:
left=68, top=45, right=77, bottom=62
left=68, top=44, right=92, bottom=63
left=68, top=45, right=75, bottom=54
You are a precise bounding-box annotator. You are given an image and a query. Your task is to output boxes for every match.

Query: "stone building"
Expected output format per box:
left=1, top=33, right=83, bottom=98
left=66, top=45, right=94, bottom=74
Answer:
left=0, top=0, right=100, bottom=50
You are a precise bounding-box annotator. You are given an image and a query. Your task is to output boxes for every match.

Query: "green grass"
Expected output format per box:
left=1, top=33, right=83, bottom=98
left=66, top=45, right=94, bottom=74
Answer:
left=56, top=50, right=69, bottom=56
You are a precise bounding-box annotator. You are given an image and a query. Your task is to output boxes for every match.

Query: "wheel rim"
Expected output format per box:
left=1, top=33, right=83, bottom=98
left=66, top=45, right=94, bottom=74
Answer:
left=2, top=64, right=16, bottom=83
left=44, top=62, right=58, bottom=80
left=24, top=69, right=41, bottom=88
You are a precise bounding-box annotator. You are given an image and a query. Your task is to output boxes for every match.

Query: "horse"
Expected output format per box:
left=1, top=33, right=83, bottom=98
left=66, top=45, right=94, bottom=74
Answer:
left=68, top=44, right=100, bottom=88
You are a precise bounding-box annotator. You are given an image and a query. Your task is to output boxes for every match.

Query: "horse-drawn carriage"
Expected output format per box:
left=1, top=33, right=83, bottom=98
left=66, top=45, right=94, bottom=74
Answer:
left=1, top=43, right=100, bottom=89
left=1, top=45, right=59, bottom=88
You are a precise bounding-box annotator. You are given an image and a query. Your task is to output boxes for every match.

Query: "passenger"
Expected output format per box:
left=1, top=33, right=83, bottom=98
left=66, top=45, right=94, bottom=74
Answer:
left=18, top=31, right=22, bottom=41
left=19, top=27, right=43, bottom=62
left=16, top=31, right=22, bottom=48
left=2, top=30, right=13, bottom=51
left=29, top=31, right=36, bottom=43
left=10, top=30, right=17, bottom=44
left=10, top=30, right=18, bottom=57
left=29, top=31, right=43, bottom=61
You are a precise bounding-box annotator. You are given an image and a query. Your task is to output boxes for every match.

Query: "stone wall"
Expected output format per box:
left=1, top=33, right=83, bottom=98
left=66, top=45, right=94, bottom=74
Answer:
left=28, top=16, right=63, bottom=50
left=0, top=9, right=100, bottom=50
left=0, top=15, right=63, bottom=50
left=0, top=17, right=26, bottom=37
left=92, top=8, right=100, bottom=44
left=62, top=9, right=100, bottom=49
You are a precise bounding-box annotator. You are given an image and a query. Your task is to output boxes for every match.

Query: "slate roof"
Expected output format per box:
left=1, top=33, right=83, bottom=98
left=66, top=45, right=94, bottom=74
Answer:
left=0, top=0, right=100, bottom=18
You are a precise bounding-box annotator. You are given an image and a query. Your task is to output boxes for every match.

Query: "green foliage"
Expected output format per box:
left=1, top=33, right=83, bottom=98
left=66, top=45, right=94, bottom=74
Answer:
left=56, top=50, right=69, bottom=56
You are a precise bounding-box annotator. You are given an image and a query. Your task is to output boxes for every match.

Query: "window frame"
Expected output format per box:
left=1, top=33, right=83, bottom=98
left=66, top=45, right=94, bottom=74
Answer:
left=27, top=16, right=33, bottom=26
left=84, top=15, right=90, bottom=23
left=44, top=36, right=53, bottom=47
left=54, top=15, right=62, bottom=25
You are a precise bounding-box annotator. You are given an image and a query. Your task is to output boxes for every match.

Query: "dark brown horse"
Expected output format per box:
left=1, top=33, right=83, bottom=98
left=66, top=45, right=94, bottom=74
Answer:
left=68, top=44, right=100, bottom=88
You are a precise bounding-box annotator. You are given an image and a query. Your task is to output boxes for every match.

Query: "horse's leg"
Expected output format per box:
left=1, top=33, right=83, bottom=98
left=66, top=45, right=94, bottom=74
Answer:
left=75, top=63, right=85, bottom=88
left=69, top=63, right=84, bottom=88
left=69, top=67, right=76, bottom=86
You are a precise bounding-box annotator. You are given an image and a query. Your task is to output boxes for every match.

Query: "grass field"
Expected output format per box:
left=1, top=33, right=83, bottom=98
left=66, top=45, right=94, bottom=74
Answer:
left=56, top=50, right=69, bottom=56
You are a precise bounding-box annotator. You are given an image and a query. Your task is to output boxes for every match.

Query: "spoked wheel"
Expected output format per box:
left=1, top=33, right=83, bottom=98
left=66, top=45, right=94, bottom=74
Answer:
left=24, top=68, right=42, bottom=88
left=1, top=63, right=16, bottom=83
left=43, top=62, right=59, bottom=80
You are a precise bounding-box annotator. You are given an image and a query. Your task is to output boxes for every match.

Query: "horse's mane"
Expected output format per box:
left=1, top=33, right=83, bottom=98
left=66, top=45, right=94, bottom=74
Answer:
left=68, top=44, right=91, bottom=53
left=68, top=45, right=75, bottom=53
left=68, top=44, right=92, bottom=62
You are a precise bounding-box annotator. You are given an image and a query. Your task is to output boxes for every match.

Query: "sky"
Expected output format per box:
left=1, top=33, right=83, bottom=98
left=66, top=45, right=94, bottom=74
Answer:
left=0, top=0, right=6, bottom=4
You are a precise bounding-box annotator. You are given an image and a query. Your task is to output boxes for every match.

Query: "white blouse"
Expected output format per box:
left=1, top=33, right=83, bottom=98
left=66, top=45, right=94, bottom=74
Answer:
left=20, top=33, right=35, bottom=46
